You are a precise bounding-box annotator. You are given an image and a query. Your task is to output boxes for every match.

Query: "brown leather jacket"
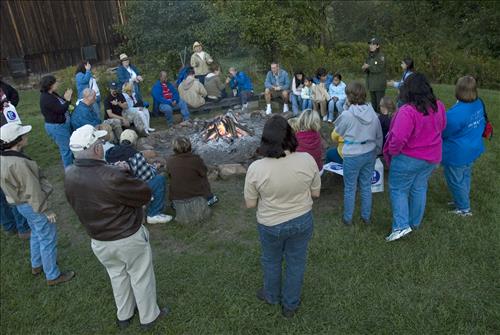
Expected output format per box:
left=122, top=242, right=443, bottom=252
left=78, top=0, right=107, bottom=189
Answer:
left=64, top=159, right=152, bottom=241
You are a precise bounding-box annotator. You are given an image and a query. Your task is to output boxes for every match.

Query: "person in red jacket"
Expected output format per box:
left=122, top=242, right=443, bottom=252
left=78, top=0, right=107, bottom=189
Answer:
left=289, top=109, right=324, bottom=173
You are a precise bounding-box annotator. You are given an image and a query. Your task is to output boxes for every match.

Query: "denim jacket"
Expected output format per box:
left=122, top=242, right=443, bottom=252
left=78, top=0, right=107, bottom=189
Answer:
left=264, top=69, right=290, bottom=90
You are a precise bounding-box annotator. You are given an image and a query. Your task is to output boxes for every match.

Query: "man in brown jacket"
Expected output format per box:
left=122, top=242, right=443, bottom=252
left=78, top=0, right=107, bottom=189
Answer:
left=64, top=125, right=168, bottom=330
left=0, top=123, right=74, bottom=285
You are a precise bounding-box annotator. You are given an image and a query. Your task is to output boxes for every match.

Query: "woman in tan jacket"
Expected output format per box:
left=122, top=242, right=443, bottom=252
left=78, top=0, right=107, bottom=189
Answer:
left=190, top=41, right=213, bottom=84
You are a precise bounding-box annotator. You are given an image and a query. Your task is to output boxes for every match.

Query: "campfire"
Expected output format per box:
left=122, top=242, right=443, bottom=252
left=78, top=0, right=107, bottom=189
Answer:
left=202, top=112, right=253, bottom=142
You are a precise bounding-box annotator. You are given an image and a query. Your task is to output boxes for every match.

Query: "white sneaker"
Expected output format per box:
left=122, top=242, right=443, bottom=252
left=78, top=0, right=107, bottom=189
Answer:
left=322, top=115, right=328, bottom=121
left=265, top=106, right=272, bottom=115
left=327, top=119, right=333, bottom=123
left=242, top=103, right=248, bottom=110
left=148, top=128, right=156, bottom=132
left=147, top=214, right=173, bottom=224
left=449, top=209, right=473, bottom=217
left=283, top=105, right=289, bottom=113
left=385, top=227, right=412, bottom=242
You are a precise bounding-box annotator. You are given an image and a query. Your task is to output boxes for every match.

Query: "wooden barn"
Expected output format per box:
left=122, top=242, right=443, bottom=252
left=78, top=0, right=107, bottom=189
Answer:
left=0, top=0, right=125, bottom=77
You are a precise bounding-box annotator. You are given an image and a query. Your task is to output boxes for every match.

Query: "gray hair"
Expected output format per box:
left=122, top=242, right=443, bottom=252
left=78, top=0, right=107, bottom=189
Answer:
left=82, top=88, right=95, bottom=99
left=72, top=142, right=102, bottom=160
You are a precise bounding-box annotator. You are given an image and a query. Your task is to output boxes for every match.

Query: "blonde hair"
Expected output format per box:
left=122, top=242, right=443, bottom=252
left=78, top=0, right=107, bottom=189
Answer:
left=379, top=96, right=396, bottom=116
left=455, top=76, right=478, bottom=102
left=122, top=82, right=134, bottom=95
left=297, top=109, right=321, bottom=132
left=96, top=123, right=114, bottom=142
left=288, top=117, right=300, bottom=132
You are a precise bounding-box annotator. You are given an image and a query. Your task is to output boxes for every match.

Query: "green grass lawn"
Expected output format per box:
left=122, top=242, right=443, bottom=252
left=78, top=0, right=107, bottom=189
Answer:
left=1, top=82, right=499, bottom=334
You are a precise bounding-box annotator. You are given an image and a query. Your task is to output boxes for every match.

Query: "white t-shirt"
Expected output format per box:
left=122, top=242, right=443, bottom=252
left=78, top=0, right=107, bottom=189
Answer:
left=126, top=66, right=137, bottom=81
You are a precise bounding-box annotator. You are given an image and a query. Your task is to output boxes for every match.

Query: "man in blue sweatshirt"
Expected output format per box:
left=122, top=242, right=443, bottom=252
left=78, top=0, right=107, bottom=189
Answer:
left=227, top=67, right=253, bottom=109
left=71, top=88, right=101, bottom=130
left=151, top=71, right=190, bottom=127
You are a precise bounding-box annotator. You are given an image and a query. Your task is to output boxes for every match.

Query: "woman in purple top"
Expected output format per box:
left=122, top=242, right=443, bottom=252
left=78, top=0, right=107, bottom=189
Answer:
left=383, top=73, right=446, bottom=242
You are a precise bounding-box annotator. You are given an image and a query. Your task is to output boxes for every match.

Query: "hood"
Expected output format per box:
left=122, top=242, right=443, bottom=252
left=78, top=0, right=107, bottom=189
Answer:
left=296, top=131, right=321, bottom=150
left=105, top=144, right=138, bottom=164
left=205, top=73, right=216, bottom=80
left=349, top=104, right=377, bottom=125
left=181, top=76, right=196, bottom=90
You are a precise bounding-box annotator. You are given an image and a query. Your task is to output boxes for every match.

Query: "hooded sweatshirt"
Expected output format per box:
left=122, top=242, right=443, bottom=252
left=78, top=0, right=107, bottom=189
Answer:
left=204, top=73, right=226, bottom=99
left=178, top=76, right=207, bottom=108
left=333, top=103, right=383, bottom=157
left=296, top=130, right=323, bottom=170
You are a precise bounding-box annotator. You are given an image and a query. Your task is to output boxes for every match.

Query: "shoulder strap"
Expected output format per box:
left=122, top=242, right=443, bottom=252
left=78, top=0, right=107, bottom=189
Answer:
left=479, top=98, right=489, bottom=122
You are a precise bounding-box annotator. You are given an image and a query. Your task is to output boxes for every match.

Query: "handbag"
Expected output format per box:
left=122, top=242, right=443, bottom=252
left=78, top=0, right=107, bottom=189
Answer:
left=480, top=98, right=493, bottom=140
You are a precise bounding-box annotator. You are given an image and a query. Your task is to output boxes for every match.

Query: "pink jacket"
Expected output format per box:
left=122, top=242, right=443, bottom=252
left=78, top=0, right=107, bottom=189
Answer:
left=383, top=101, right=446, bottom=167
left=296, top=130, right=323, bottom=170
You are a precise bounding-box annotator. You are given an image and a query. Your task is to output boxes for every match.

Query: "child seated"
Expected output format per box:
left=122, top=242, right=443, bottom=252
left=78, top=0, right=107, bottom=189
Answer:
left=288, top=109, right=323, bottom=173
left=300, top=77, right=314, bottom=111
left=166, top=136, right=218, bottom=220
left=325, top=130, right=344, bottom=164
left=327, top=73, right=347, bottom=122
left=378, top=96, right=396, bottom=148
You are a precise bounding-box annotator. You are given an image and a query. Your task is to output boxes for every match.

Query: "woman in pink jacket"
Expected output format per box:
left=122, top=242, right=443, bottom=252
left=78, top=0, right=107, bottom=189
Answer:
left=383, top=73, right=446, bottom=242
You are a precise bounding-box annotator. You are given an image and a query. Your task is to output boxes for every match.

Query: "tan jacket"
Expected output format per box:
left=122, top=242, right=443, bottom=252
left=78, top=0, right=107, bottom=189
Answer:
left=190, top=51, right=213, bottom=76
left=179, top=76, right=207, bottom=108
left=0, top=151, right=53, bottom=213
left=312, top=82, right=330, bottom=102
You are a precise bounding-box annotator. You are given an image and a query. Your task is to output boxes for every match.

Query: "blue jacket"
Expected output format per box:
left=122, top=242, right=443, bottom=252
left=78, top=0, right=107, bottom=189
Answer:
left=116, top=64, right=141, bottom=89
left=229, top=71, right=253, bottom=92
left=151, top=80, right=180, bottom=106
left=264, top=69, right=290, bottom=90
left=394, top=70, right=414, bottom=89
left=442, top=99, right=485, bottom=166
left=75, top=70, right=92, bottom=98
left=71, top=101, right=101, bottom=130
left=313, top=74, right=333, bottom=88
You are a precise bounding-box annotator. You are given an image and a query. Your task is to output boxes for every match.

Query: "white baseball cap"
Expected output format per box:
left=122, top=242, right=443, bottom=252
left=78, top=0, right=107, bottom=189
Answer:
left=69, top=125, right=108, bottom=151
left=0, top=123, right=32, bottom=143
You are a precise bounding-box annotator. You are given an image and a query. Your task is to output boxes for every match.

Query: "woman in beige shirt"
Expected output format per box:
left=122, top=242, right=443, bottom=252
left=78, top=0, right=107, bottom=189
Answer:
left=244, top=115, right=321, bottom=318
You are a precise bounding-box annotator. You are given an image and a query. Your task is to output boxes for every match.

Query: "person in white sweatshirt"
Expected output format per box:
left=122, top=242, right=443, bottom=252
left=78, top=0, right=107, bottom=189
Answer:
left=327, top=73, right=347, bottom=122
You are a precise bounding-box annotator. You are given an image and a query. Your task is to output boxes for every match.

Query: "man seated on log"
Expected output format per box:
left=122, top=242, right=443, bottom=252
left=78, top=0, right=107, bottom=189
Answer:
left=72, top=88, right=122, bottom=143
left=227, top=67, right=254, bottom=110
left=264, top=62, right=290, bottom=115
left=178, top=67, right=207, bottom=109
left=166, top=136, right=218, bottom=223
left=204, top=63, right=227, bottom=103
left=151, top=71, right=190, bottom=127
left=105, top=129, right=172, bottom=225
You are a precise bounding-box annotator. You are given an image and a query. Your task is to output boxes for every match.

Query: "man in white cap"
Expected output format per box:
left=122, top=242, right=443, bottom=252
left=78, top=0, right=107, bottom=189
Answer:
left=190, top=41, right=213, bottom=84
left=64, top=125, right=168, bottom=330
left=0, top=123, right=75, bottom=285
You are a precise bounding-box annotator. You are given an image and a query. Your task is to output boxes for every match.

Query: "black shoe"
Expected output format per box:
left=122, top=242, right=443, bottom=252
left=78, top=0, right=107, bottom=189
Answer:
left=116, top=315, right=134, bottom=330
left=342, top=218, right=353, bottom=226
left=361, top=218, right=371, bottom=225
left=140, top=306, right=170, bottom=330
left=282, top=307, right=298, bottom=318
left=256, top=288, right=276, bottom=305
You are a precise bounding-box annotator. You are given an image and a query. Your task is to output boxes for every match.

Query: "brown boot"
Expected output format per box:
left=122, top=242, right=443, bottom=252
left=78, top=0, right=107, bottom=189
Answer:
left=32, top=266, right=43, bottom=276
left=47, top=271, right=75, bottom=286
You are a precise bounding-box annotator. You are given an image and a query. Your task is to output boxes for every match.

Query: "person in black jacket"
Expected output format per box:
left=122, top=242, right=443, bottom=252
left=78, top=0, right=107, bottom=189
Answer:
left=0, top=78, right=19, bottom=107
left=39, top=75, right=74, bottom=168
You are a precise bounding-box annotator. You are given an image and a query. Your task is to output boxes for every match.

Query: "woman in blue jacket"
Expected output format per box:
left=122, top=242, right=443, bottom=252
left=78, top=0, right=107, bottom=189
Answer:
left=75, top=61, right=92, bottom=99
left=116, top=53, right=144, bottom=102
left=442, top=76, right=486, bottom=217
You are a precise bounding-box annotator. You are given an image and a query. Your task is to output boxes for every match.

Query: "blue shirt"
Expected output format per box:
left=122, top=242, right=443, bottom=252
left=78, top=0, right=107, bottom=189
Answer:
left=229, top=71, right=253, bottom=92
left=442, top=99, right=485, bottom=166
left=264, top=69, right=290, bottom=90
left=71, top=101, right=101, bottom=130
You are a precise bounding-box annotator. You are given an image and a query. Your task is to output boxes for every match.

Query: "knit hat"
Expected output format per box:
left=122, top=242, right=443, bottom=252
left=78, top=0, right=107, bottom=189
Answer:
left=120, top=129, right=138, bottom=145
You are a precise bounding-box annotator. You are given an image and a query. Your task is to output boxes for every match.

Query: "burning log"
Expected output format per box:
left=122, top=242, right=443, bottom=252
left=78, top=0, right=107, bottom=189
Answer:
left=202, top=112, right=253, bottom=142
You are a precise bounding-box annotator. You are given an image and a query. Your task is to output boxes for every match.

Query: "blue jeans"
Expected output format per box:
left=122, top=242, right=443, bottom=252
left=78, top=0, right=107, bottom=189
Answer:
left=16, top=203, right=60, bottom=280
left=45, top=117, right=73, bottom=168
left=443, top=164, right=472, bottom=211
left=0, top=188, right=30, bottom=233
left=342, top=150, right=376, bottom=222
left=146, top=175, right=166, bottom=217
left=258, top=210, right=313, bottom=311
left=389, top=154, right=437, bottom=231
left=290, top=94, right=303, bottom=116
left=237, top=90, right=253, bottom=105
left=159, top=100, right=190, bottom=126
left=93, top=96, right=101, bottom=120
left=302, top=99, right=312, bottom=110
left=325, top=147, right=344, bottom=164
left=327, top=98, right=346, bottom=121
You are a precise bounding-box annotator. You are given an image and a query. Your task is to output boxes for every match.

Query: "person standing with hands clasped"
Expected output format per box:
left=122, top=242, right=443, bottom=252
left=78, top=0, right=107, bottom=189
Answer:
left=362, top=37, right=386, bottom=113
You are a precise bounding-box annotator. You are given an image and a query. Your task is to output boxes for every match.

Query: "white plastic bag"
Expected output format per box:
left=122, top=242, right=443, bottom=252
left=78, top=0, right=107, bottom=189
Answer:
left=323, top=157, right=384, bottom=193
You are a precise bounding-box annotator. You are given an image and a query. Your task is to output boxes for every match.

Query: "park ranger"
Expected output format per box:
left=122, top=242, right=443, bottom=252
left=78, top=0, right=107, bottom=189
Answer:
left=362, top=37, right=386, bottom=113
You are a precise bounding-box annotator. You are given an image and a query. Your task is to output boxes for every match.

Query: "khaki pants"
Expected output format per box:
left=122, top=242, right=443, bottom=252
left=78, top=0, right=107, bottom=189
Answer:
left=91, top=225, right=160, bottom=324
left=102, top=119, right=122, bottom=144
left=313, top=100, right=327, bottom=117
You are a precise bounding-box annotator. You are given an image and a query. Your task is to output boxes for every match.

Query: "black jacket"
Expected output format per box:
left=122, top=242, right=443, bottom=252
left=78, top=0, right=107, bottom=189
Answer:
left=64, top=159, right=152, bottom=241
left=0, top=81, right=19, bottom=106
left=40, top=91, right=70, bottom=124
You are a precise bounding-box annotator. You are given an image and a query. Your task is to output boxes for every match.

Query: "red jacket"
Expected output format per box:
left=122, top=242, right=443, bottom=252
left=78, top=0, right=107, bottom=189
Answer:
left=296, top=130, right=323, bottom=170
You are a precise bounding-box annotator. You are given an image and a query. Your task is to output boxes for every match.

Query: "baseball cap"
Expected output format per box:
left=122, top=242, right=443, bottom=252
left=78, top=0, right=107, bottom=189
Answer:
left=69, top=125, right=108, bottom=151
left=109, top=82, right=119, bottom=90
left=120, top=129, right=138, bottom=145
left=0, top=123, right=32, bottom=143
left=368, top=37, right=380, bottom=45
